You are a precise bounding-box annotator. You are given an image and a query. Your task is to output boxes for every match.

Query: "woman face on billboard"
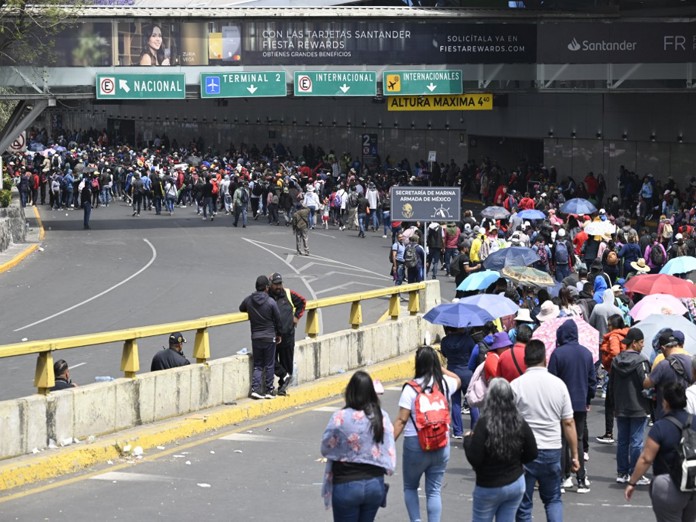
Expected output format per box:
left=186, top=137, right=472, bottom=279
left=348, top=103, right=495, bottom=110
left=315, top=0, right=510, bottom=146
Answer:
left=139, top=23, right=170, bottom=66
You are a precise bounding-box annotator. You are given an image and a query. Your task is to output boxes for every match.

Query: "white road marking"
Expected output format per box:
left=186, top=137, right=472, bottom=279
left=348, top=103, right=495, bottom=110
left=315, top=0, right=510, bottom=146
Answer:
left=14, top=239, right=157, bottom=332
left=312, top=231, right=336, bottom=239
left=312, top=406, right=340, bottom=412
left=68, top=362, right=86, bottom=369
left=91, top=471, right=172, bottom=482
left=219, top=433, right=282, bottom=442
left=314, top=282, right=386, bottom=295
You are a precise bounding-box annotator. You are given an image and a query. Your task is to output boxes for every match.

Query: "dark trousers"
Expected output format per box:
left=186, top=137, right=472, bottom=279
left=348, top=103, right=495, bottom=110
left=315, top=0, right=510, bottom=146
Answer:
left=132, top=193, right=142, bottom=214
left=82, top=201, right=91, bottom=229
left=274, top=335, right=295, bottom=379
left=251, top=339, right=276, bottom=394
left=562, top=411, right=587, bottom=482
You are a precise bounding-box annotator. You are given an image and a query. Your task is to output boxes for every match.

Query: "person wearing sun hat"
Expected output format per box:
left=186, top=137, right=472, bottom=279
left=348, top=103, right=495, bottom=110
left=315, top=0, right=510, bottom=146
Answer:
left=628, top=258, right=650, bottom=276
left=537, top=300, right=560, bottom=323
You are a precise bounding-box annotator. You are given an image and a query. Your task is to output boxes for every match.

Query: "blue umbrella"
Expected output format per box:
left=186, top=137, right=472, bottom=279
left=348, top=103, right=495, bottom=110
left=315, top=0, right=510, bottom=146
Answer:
left=517, top=209, right=546, bottom=220
left=660, top=256, right=696, bottom=275
left=483, top=246, right=540, bottom=271
left=560, top=198, right=597, bottom=215
left=423, top=302, right=495, bottom=328
left=458, top=294, right=519, bottom=318
left=480, top=206, right=510, bottom=220
left=456, top=270, right=500, bottom=292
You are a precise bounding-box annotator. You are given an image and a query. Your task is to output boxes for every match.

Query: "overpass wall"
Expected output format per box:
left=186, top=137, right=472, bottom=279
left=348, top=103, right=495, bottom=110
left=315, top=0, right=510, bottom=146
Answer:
left=0, top=281, right=442, bottom=461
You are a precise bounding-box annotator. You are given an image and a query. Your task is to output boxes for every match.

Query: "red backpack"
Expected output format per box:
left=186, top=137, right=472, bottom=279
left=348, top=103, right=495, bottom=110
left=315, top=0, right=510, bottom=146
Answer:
left=406, top=380, right=450, bottom=451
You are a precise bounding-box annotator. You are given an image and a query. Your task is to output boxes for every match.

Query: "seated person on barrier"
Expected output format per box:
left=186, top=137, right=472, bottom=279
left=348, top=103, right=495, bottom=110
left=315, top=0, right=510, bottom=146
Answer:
left=51, top=359, right=77, bottom=391
left=151, top=332, right=190, bottom=372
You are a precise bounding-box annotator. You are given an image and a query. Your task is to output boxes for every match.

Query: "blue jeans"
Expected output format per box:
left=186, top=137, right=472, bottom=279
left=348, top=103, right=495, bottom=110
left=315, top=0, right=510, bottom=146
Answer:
left=449, top=366, right=472, bottom=437
left=308, top=206, right=316, bottom=228
left=616, top=416, right=647, bottom=475
left=100, top=186, right=111, bottom=205
left=473, top=474, right=525, bottom=522
left=402, top=436, right=450, bottom=522
left=165, top=196, right=175, bottom=213
left=382, top=211, right=391, bottom=236
left=250, top=339, right=276, bottom=394
left=358, top=212, right=367, bottom=236
left=332, top=476, right=384, bottom=522
left=427, top=250, right=442, bottom=279
left=234, top=205, right=247, bottom=226
left=554, top=264, right=571, bottom=282
left=82, top=200, right=91, bottom=228
left=444, top=248, right=458, bottom=275
left=516, top=448, right=562, bottom=522
left=370, top=208, right=379, bottom=230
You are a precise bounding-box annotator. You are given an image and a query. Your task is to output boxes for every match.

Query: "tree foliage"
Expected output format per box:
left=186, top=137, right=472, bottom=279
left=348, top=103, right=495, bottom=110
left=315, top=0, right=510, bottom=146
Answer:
left=0, top=0, right=81, bottom=65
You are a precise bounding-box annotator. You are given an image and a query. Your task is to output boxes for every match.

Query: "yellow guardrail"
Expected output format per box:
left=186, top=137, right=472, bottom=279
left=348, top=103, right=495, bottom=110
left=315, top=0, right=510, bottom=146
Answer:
left=0, top=282, right=426, bottom=394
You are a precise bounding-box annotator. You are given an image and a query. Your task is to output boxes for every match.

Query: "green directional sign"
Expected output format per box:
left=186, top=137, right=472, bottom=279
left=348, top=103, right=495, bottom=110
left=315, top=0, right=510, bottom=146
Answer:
left=294, top=71, right=376, bottom=97
left=200, top=72, right=287, bottom=98
left=383, top=70, right=463, bottom=96
left=96, top=74, right=186, bottom=100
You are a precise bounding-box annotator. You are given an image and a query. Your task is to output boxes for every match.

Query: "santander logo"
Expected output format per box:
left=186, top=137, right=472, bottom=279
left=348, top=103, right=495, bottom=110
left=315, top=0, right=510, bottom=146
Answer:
left=568, top=38, right=581, bottom=51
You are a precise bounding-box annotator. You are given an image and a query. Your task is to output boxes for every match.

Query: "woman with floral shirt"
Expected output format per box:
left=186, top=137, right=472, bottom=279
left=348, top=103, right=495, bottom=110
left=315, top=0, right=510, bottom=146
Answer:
left=321, top=370, right=396, bottom=521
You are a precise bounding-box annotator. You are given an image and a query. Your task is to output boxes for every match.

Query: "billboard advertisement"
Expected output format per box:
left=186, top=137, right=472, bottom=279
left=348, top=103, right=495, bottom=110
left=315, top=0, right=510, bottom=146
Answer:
left=538, top=21, right=696, bottom=64
left=1, top=19, right=536, bottom=67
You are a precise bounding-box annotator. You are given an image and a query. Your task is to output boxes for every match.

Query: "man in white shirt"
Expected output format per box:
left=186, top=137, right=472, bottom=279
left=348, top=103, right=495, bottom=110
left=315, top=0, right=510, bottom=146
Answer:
left=511, top=339, right=579, bottom=521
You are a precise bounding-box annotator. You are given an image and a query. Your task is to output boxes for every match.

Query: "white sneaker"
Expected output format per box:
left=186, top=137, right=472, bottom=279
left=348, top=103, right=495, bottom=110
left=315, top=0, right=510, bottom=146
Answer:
left=250, top=392, right=264, bottom=400
left=636, top=476, right=651, bottom=486
left=562, top=477, right=573, bottom=489
left=584, top=452, right=589, bottom=462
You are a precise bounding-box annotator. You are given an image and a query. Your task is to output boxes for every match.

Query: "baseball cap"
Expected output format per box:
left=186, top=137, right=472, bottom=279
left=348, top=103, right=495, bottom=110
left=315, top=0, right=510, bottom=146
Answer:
left=270, top=272, right=283, bottom=284
left=169, top=332, right=186, bottom=345
left=673, top=330, right=685, bottom=345
left=658, top=328, right=679, bottom=348
left=621, top=328, right=644, bottom=345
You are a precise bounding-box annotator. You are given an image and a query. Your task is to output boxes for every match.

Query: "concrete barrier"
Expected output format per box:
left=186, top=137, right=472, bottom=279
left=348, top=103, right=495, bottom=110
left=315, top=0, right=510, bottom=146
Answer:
left=0, top=190, right=27, bottom=252
left=0, top=281, right=443, bottom=460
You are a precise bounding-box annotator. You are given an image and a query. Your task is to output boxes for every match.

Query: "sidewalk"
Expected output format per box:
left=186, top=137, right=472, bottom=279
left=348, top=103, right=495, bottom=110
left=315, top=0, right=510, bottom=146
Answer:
left=0, top=205, right=44, bottom=274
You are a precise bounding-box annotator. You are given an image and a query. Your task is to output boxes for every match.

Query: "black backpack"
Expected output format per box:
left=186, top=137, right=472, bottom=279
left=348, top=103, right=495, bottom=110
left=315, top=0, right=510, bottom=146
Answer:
left=403, top=244, right=418, bottom=268
left=650, top=244, right=665, bottom=266
left=665, top=415, right=696, bottom=492
left=449, top=254, right=462, bottom=277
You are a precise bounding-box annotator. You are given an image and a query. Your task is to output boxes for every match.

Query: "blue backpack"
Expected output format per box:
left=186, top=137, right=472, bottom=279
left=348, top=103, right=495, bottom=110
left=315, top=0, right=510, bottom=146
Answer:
left=555, top=240, right=569, bottom=264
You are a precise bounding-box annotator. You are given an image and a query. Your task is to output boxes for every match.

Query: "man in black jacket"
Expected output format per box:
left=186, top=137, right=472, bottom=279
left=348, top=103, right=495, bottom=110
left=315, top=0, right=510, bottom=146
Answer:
left=608, top=328, right=651, bottom=487
left=240, top=275, right=282, bottom=400
left=269, top=272, right=306, bottom=396
left=426, top=222, right=444, bottom=279
left=51, top=359, right=77, bottom=391
left=151, top=332, right=190, bottom=372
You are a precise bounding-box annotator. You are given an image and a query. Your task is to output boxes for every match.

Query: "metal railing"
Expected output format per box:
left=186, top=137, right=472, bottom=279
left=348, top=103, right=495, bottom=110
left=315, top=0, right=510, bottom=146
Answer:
left=0, top=282, right=426, bottom=394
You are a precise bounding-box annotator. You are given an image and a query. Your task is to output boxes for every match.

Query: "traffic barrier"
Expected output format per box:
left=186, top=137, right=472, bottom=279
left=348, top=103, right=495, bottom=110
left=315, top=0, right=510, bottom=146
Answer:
left=0, top=281, right=442, bottom=461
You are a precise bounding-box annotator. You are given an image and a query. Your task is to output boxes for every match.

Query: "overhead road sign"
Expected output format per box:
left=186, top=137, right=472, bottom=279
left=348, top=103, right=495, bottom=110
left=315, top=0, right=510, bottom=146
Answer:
left=96, top=74, right=186, bottom=100
left=293, top=71, right=376, bottom=97
left=387, top=94, right=493, bottom=112
left=383, top=70, right=462, bottom=96
left=200, top=72, right=287, bottom=98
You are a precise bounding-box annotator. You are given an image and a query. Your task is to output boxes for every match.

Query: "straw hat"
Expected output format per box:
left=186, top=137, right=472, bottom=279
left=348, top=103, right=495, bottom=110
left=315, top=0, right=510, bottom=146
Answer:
left=537, top=301, right=560, bottom=323
left=630, top=258, right=650, bottom=273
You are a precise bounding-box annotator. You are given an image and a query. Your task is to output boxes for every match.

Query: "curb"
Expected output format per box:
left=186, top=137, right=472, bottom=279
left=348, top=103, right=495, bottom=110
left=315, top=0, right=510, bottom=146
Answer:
left=0, top=354, right=415, bottom=493
left=0, top=206, right=44, bottom=274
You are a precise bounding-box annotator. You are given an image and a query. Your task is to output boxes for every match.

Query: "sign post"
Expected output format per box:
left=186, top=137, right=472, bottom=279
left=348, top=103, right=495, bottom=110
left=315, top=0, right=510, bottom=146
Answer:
left=294, top=71, right=376, bottom=97
left=383, top=70, right=463, bottom=96
left=391, top=187, right=461, bottom=223
left=200, top=72, right=287, bottom=98
left=96, top=74, right=186, bottom=100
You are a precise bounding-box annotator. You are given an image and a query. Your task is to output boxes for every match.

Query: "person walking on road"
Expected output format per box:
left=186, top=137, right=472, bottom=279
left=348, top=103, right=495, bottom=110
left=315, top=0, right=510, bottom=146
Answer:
left=233, top=181, right=250, bottom=228
left=269, top=272, right=306, bottom=396
left=240, top=275, right=282, bottom=400
left=320, top=370, right=396, bottom=522
left=80, top=175, right=92, bottom=230
left=292, top=202, right=311, bottom=256
left=151, top=332, right=190, bottom=372
left=511, top=339, right=579, bottom=521
left=393, top=345, right=461, bottom=522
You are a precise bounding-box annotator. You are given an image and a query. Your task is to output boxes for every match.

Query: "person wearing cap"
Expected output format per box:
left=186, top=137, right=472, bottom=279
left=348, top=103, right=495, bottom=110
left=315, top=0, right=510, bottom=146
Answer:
left=240, top=275, right=282, bottom=400
left=668, top=232, right=688, bottom=259
left=151, top=332, right=190, bottom=372
left=644, top=329, right=693, bottom=420
left=50, top=359, right=78, bottom=391
left=606, top=327, right=651, bottom=486
left=551, top=228, right=573, bottom=283
left=292, top=202, right=311, bottom=256
left=268, top=272, right=306, bottom=396
left=548, top=320, right=596, bottom=493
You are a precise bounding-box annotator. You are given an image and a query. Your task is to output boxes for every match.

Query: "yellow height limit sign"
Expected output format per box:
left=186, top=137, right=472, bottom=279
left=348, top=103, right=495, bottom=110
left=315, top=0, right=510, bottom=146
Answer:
left=388, top=94, right=493, bottom=112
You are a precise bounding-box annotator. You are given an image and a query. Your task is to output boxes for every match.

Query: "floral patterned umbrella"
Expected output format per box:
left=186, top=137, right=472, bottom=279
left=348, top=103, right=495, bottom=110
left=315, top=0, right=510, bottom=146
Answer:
left=531, top=316, right=600, bottom=363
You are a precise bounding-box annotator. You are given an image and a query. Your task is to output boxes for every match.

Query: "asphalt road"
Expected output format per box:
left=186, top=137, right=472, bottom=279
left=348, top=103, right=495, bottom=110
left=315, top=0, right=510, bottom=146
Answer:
left=0, top=387, right=655, bottom=521
left=0, top=200, right=456, bottom=400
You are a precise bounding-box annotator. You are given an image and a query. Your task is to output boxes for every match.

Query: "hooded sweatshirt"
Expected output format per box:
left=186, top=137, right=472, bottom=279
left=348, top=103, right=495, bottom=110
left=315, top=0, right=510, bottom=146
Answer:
left=608, top=350, right=650, bottom=417
left=548, top=320, right=597, bottom=412
left=589, top=288, right=623, bottom=339
left=239, top=291, right=281, bottom=341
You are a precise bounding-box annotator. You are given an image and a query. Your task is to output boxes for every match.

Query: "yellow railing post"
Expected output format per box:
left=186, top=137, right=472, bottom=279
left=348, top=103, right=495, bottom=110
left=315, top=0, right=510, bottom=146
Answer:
left=121, top=339, right=140, bottom=378
left=389, top=294, right=400, bottom=319
left=305, top=309, right=320, bottom=338
left=408, top=290, right=420, bottom=315
left=193, top=328, right=210, bottom=363
left=34, top=351, right=54, bottom=395
left=350, top=301, right=362, bottom=329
